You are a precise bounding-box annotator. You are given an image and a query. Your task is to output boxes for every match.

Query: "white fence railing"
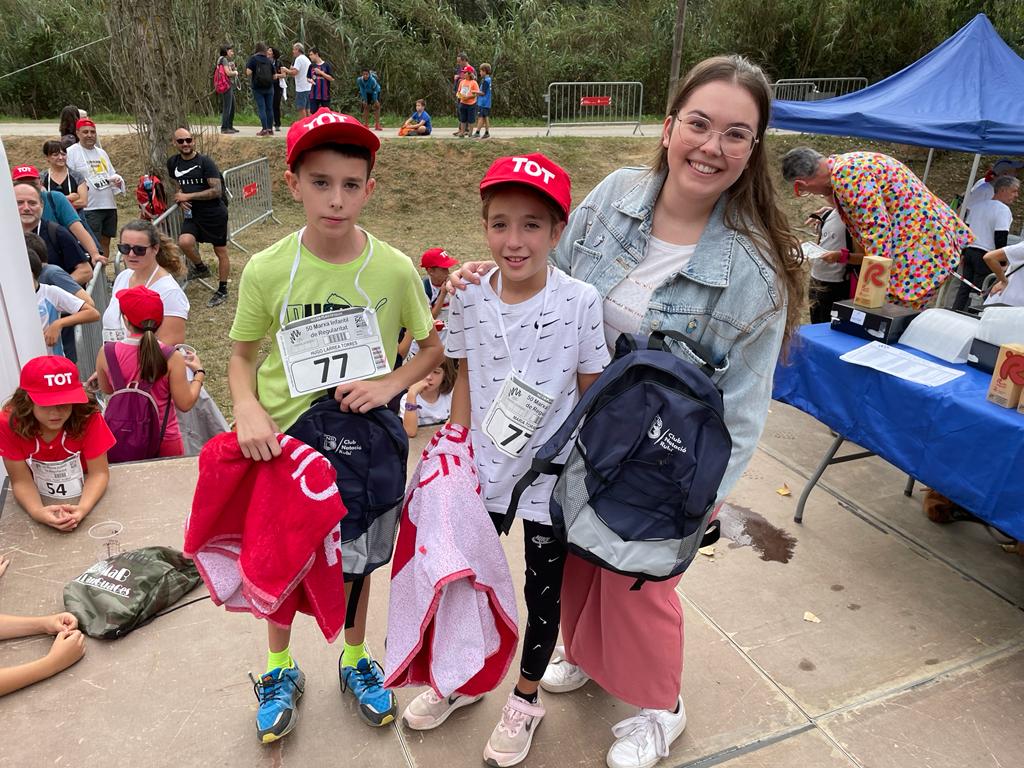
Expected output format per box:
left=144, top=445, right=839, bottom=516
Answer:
left=771, top=77, right=868, bottom=101
left=545, top=81, right=643, bottom=135
left=73, top=264, right=111, bottom=381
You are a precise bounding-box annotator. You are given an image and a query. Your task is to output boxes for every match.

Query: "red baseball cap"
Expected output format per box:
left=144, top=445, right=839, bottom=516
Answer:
left=76, top=118, right=96, bottom=130
left=11, top=165, right=40, bottom=181
left=420, top=248, right=458, bottom=269
left=117, top=286, right=164, bottom=329
left=19, top=356, right=88, bottom=406
left=285, top=108, right=381, bottom=168
left=479, top=153, right=572, bottom=222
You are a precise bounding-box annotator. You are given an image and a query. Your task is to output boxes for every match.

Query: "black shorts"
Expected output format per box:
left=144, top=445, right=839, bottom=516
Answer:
left=180, top=211, right=228, bottom=247
left=310, top=99, right=331, bottom=112
left=84, top=208, right=117, bottom=238
left=458, top=103, right=477, bottom=124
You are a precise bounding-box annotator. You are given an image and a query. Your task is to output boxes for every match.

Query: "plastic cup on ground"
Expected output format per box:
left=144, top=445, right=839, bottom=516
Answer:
left=88, top=521, right=123, bottom=562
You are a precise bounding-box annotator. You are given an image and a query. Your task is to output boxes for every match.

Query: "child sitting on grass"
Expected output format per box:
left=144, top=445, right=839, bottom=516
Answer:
left=0, top=356, right=115, bottom=531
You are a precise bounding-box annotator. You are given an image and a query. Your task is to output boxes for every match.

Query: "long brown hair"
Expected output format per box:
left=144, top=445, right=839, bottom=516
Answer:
left=120, top=219, right=183, bottom=276
left=439, top=357, right=459, bottom=395
left=654, top=55, right=805, bottom=351
left=4, top=389, right=101, bottom=440
left=126, top=319, right=169, bottom=382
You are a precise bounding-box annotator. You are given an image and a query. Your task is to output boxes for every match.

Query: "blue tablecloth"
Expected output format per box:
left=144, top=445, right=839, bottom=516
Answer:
left=773, top=323, right=1024, bottom=539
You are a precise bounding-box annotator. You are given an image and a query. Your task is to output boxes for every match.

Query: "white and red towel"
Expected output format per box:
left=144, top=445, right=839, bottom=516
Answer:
left=384, top=424, right=518, bottom=697
left=184, top=432, right=348, bottom=641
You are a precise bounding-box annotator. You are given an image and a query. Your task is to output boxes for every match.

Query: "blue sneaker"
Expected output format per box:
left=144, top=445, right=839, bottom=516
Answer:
left=250, top=665, right=305, bottom=743
left=339, top=656, right=397, bottom=726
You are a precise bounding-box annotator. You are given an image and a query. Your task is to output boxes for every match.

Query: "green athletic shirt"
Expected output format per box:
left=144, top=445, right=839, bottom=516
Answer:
left=229, top=230, right=434, bottom=431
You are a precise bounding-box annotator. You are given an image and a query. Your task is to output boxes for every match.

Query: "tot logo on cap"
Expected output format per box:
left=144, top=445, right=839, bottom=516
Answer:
left=11, top=165, right=40, bottom=180
left=420, top=248, right=459, bottom=269
left=19, top=356, right=88, bottom=406
left=285, top=108, right=382, bottom=168
left=479, top=153, right=572, bottom=222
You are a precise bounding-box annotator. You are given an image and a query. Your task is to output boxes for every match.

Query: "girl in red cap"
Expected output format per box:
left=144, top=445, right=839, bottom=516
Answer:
left=0, top=356, right=114, bottom=530
left=94, top=285, right=206, bottom=459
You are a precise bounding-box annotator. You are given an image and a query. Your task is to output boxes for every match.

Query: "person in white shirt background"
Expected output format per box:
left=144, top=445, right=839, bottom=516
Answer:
left=954, top=175, right=1019, bottom=310
left=962, top=157, right=1022, bottom=216
left=399, top=358, right=457, bottom=438
left=65, top=118, right=124, bottom=259
left=286, top=42, right=312, bottom=118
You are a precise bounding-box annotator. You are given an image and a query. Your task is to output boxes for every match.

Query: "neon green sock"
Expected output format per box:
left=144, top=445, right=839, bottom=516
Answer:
left=266, top=647, right=294, bottom=673
left=341, top=641, right=370, bottom=669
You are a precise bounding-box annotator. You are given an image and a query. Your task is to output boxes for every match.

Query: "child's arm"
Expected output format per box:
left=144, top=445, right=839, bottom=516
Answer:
left=449, top=359, right=471, bottom=429
left=44, top=300, right=99, bottom=349
left=0, top=612, right=77, bottom=641
left=2, top=458, right=75, bottom=531
left=64, top=452, right=109, bottom=529
left=167, top=350, right=205, bottom=412
left=577, top=372, right=601, bottom=397
left=0, top=628, right=85, bottom=697
left=228, top=340, right=282, bottom=461
left=335, top=330, right=444, bottom=414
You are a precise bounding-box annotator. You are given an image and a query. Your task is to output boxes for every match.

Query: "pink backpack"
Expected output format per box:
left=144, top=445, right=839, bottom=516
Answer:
left=214, top=64, right=231, bottom=95
left=103, top=343, right=172, bottom=464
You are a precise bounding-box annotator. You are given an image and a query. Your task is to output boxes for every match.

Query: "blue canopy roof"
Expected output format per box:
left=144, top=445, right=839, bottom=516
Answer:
left=770, top=14, right=1024, bottom=154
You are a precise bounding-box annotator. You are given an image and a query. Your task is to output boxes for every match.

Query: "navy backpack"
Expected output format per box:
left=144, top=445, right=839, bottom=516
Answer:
left=286, top=395, right=408, bottom=582
left=505, top=331, right=731, bottom=588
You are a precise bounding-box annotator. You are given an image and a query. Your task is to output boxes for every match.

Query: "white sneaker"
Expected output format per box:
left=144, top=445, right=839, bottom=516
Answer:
left=402, top=688, right=483, bottom=730
left=482, top=691, right=546, bottom=767
left=540, top=645, right=590, bottom=693
left=606, top=697, right=686, bottom=768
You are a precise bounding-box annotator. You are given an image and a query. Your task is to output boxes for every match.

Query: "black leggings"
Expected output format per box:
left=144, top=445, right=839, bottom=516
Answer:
left=493, top=516, right=567, bottom=682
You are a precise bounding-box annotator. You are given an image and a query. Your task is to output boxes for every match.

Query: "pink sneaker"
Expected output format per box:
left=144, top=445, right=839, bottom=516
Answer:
left=482, top=691, right=545, bottom=767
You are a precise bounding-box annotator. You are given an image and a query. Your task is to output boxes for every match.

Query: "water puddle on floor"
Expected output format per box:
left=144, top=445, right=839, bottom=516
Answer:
left=716, top=502, right=797, bottom=563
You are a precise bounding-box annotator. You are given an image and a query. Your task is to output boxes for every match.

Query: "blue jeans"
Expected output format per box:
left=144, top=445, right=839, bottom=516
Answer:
left=253, top=88, right=274, bottom=130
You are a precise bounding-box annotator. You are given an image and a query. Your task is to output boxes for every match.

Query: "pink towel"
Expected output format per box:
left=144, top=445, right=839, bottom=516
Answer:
left=384, top=424, right=518, bottom=697
left=184, top=432, right=349, bottom=641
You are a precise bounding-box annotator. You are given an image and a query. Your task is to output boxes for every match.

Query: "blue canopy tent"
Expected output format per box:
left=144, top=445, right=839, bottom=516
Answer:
left=770, top=13, right=1024, bottom=205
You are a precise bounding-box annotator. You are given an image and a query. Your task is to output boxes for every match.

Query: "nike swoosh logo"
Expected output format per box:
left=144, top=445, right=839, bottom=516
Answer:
left=174, top=164, right=199, bottom=178
left=537, top=356, right=551, bottom=363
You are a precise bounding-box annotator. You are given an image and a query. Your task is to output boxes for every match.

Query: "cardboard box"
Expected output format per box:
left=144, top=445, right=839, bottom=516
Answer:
left=854, top=255, right=892, bottom=309
left=966, top=337, right=1000, bottom=374
left=986, top=343, right=1024, bottom=408
left=830, top=300, right=920, bottom=344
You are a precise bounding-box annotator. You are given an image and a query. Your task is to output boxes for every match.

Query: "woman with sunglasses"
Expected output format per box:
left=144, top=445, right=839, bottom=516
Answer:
left=452, top=55, right=804, bottom=768
left=40, top=140, right=88, bottom=211
left=102, top=220, right=189, bottom=346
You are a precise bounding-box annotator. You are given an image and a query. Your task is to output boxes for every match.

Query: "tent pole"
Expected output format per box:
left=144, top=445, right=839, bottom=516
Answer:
left=922, top=148, right=935, bottom=184
left=960, top=153, right=981, bottom=217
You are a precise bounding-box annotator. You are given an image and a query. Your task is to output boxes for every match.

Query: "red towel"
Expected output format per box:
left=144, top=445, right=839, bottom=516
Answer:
left=184, top=432, right=348, bottom=641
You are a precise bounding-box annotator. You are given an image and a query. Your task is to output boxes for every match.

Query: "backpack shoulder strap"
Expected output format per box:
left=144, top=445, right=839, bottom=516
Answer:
left=648, top=330, right=716, bottom=378
left=502, top=458, right=564, bottom=535
left=103, top=343, right=128, bottom=389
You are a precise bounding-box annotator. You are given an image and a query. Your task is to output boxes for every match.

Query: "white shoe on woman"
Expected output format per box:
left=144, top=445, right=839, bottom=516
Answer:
left=605, top=697, right=686, bottom=768
left=539, top=645, right=590, bottom=693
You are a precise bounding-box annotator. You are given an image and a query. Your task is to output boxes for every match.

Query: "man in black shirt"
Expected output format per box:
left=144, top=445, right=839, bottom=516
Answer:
left=166, top=127, right=231, bottom=307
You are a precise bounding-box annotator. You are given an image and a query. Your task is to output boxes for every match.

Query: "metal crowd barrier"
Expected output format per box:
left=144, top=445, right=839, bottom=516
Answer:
left=73, top=264, right=111, bottom=381
left=222, top=156, right=281, bottom=252
left=771, top=77, right=868, bottom=101
left=545, top=81, right=643, bottom=135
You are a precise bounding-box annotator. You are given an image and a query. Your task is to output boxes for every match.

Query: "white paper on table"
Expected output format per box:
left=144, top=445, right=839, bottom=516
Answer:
left=801, top=241, right=830, bottom=260
left=839, top=342, right=966, bottom=387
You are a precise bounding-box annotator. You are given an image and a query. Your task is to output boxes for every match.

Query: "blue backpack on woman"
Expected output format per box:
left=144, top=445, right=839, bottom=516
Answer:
left=504, top=331, right=731, bottom=588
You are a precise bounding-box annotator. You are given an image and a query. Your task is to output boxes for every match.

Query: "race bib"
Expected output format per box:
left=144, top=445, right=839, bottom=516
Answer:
left=482, top=373, right=554, bottom=458
left=276, top=307, right=391, bottom=397
left=32, top=454, right=85, bottom=500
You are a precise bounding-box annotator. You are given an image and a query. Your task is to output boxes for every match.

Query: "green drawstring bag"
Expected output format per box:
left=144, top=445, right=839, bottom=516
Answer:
left=63, top=547, right=203, bottom=639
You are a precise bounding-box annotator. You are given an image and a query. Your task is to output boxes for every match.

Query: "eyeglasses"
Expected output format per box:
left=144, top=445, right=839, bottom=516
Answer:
left=116, top=243, right=152, bottom=256
left=673, top=114, right=758, bottom=159
left=48, top=150, right=67, bottom=156
left=175, top=137, right=194, bottom=145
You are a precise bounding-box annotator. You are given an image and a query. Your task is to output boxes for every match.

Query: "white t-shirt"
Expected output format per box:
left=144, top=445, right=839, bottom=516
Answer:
left=293, top=54, right=312, bottom=92
left=965, top=198, right=1013, bottom=252
left=37, top=283, right=85, bottom=355
left=445, top=266, right=609, bottom=524
left=65, top=144, right=119, bottom=210
left=603, top=236, right=696, bottom=348
left=103, top=269, right=190, bottom=337
left=811, top=209, right=849, bottom=283
left=985, top=240, right=1024, bottom=307
left=400, top=390, right=452, bottom=426
left=963, top=177, right=994, bottom=215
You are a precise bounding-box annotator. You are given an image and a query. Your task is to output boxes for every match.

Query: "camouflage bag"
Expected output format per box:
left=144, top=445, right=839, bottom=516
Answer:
left=63, top=547, right=202, bottom=639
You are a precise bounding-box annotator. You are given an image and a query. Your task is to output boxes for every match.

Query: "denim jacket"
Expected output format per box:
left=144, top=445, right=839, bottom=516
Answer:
left=552, top=167, right=786, bottom=500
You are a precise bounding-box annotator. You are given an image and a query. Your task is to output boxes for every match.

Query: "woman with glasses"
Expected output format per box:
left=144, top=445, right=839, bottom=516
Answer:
left=101, top=220, right=189, bottom=346
left=452, top=55, right=804, bottom=768
left=40, top=140, right=88, bottom=211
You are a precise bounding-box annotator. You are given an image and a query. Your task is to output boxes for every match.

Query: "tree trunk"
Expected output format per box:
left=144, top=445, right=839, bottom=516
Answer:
left=666, top=0, right=689, bottom=113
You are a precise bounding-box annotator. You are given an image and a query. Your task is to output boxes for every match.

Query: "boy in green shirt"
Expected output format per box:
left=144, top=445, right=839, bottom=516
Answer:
left=228, top=108, right=442, bottom=742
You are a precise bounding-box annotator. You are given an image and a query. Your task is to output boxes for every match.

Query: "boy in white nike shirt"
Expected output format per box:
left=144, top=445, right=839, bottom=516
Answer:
left=401, top=153, right=608, bottom=767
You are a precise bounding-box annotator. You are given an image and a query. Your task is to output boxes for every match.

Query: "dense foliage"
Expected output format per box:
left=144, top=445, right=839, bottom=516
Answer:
left=0, top=0, right=1021, bottom=119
